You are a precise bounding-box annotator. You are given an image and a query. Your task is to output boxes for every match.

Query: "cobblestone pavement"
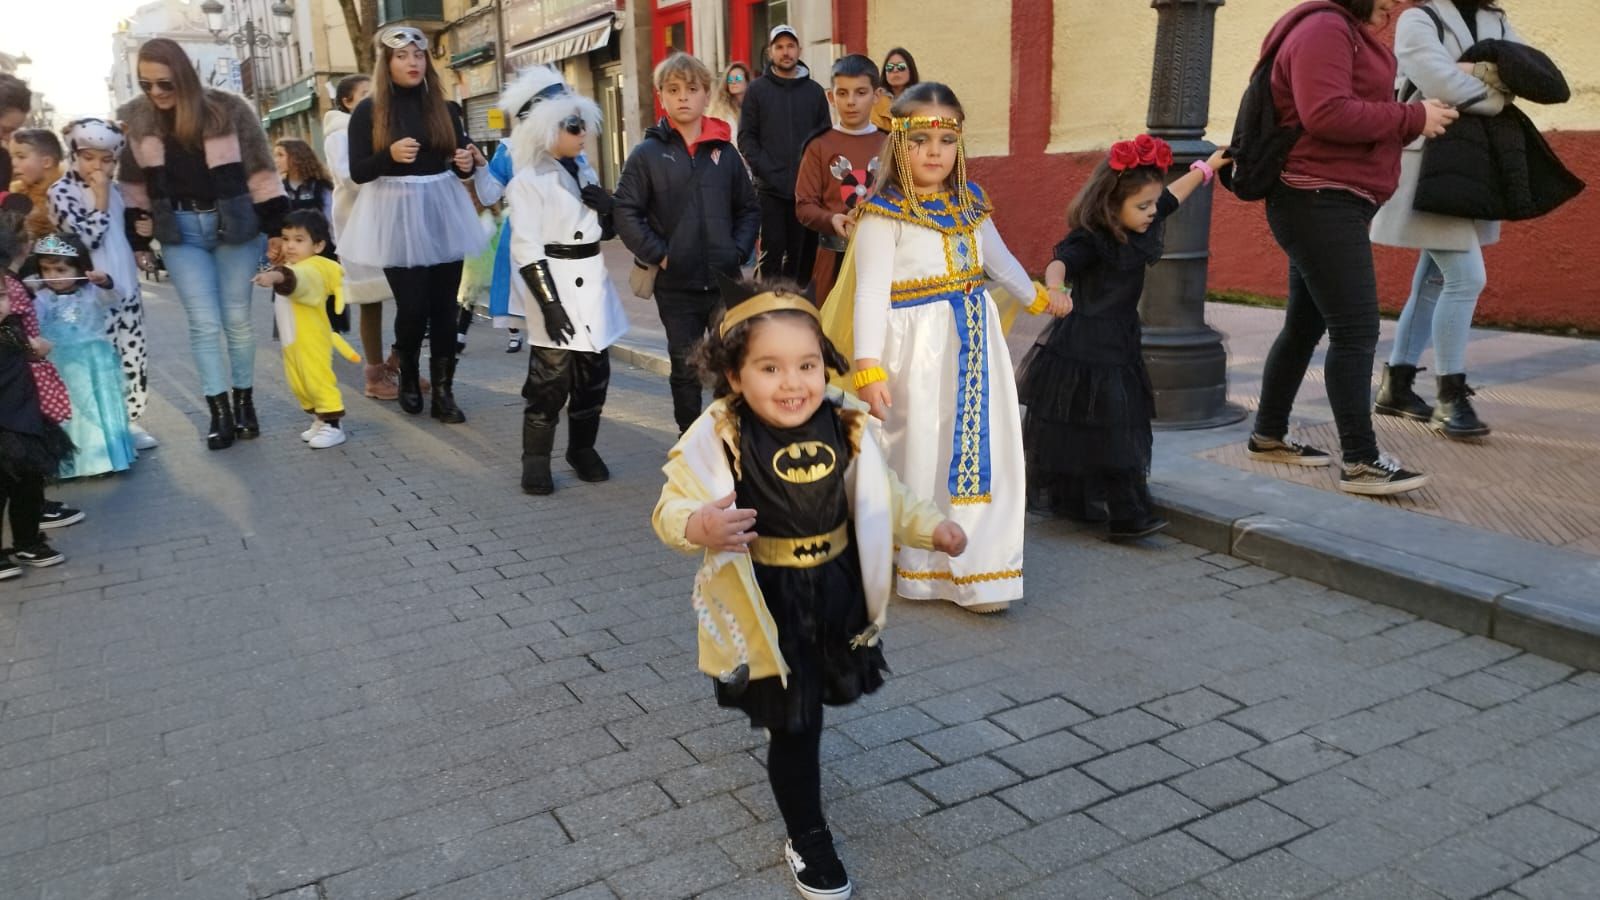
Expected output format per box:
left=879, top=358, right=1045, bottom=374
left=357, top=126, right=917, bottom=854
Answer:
left=5, top=280, right=1600, bottom=900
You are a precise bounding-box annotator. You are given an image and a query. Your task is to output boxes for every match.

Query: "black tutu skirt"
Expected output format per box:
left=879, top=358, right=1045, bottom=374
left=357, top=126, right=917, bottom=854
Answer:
left=0, top=422, right=74, bottom=482
left=1018, top=313, right=1155, bottom=523
left=716, top=546, right=887, bottom=735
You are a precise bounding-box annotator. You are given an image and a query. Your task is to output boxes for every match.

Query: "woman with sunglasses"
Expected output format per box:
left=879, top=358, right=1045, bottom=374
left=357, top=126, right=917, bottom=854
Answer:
left=870, top=48, right=920, bottom=131
left=711, top=62, right=752, bottom=135
left=340, top=26, right=485, bottom=424
left=116, top=38, right=289, bottom=450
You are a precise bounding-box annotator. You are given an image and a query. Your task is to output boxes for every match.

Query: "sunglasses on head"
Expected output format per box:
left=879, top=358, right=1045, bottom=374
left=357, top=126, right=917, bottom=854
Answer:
left=885, top=62, right=909, bottom=73
left=138, top=79, right=176, bottom=94
left=379, top=27, right=428, bottom=51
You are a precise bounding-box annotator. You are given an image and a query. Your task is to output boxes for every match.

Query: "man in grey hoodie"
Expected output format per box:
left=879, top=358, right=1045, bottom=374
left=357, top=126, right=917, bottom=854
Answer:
left=737, top=25, right=831, bottom=284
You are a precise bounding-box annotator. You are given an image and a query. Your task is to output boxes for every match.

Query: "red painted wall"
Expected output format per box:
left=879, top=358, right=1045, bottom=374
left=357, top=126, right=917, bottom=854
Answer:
left=971, top=133, right=1598, bottom=331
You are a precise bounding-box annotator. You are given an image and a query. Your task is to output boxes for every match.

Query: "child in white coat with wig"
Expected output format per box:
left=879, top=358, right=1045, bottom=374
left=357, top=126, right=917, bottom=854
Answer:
left=499, top=66, right=628, bottom=496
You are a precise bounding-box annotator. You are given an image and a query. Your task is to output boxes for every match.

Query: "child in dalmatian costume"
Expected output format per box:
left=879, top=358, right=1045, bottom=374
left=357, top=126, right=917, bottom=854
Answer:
left=46, top=119, right=157, bottom=450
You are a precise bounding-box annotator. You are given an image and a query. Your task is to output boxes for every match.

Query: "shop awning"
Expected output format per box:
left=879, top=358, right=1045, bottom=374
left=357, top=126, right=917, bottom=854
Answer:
left=266, top=94, right=314, bottom=122
left=449, top=44, right=495, bottom=69
left=505, top=14, right=614, bottom=69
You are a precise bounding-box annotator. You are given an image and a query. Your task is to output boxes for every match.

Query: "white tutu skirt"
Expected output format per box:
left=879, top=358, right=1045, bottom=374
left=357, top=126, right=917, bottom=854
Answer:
left=338, top=173, right=488, bottom=270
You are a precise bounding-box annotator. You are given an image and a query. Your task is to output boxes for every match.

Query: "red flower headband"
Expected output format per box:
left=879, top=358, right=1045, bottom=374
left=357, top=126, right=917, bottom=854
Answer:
left=1109, top=134, right=1174, bottom=173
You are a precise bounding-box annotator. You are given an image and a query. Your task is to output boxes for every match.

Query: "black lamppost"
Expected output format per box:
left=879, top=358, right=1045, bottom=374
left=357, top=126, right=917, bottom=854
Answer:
left=201, top=0, right=296, bottom=113
left=1139, top=0, right=1245, bottom=429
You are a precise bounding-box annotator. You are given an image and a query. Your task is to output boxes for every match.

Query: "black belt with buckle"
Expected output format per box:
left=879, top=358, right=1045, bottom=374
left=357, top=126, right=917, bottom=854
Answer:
left=544, top=242, right=600, bottom=260
left=173, top=198, right=218, bottom=212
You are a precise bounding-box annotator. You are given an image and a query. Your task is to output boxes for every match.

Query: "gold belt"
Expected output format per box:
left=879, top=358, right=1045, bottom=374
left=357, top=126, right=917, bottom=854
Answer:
left=749, top=522, right=849, bottom=569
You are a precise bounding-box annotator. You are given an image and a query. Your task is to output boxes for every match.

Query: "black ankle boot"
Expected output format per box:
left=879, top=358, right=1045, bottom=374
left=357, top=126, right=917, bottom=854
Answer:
left=521, top=420, right=556, bottom=495
left=232, top=387, right=259, bottom=438
left=397, top=352, right=423, bottom=415
left=566, top=414, right=610, bottom=483
left=205, top=393, right=235, bottom=450
left=430, top=357, right=466, bottom=424
left=1375, top=364, right=1433, bottom=421
left=1432, top=373, right=1490, bottom=439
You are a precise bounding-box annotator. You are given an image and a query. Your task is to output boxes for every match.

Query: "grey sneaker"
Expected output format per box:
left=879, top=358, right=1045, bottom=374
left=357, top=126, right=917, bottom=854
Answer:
left=1247, top=434, right=1333, bottom=467
left=1340, top=453, right=1429, bottom=496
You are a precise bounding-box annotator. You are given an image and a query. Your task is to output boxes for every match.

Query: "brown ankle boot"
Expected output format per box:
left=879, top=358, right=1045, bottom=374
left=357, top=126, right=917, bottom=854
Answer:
left=364, top=364, right=399, bottom=400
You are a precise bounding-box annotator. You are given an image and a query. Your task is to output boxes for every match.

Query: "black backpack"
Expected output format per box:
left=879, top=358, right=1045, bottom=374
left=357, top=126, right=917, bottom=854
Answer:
left=1221, top=9, right=1357, bottom=201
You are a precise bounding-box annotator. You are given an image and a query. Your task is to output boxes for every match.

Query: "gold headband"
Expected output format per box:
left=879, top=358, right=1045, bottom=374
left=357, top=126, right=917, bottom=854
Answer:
left=719, top=291, right=819, bottom=337
left=892, top=115, right=962, bottom=133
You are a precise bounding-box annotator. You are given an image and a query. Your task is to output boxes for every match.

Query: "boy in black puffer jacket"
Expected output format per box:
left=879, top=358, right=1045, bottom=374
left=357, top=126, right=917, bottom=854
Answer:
left=615, top=52, right=761, bottom=433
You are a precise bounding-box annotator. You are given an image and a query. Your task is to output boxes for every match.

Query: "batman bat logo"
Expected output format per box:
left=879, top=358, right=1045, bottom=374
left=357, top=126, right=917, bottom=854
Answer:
left=772, top=441, right=838, bottom=484
left=791, top=540, right=833, bottom=561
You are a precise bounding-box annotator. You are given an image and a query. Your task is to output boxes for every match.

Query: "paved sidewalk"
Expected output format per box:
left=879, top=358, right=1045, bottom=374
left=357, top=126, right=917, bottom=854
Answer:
left=4, top=278, right=1600, bottom=899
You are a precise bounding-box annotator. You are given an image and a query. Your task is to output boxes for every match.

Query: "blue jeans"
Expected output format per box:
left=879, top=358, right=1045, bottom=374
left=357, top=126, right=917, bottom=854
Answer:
left=162, top=211, right=264, bottom=396
left=1388, top=246, right=1487, bottom=377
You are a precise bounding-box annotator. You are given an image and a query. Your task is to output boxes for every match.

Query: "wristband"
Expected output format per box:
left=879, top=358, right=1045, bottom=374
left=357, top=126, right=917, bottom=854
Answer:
left=1025, top=284, right=1050, bottom=315
left=852, top=366, right=888, bottom=390
left=1190, top=159, right=1215, bottom=186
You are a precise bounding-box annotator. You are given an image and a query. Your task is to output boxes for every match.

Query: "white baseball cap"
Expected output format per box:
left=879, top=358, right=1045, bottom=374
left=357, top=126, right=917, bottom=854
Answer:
left=768, top=25, right=799, bottom=46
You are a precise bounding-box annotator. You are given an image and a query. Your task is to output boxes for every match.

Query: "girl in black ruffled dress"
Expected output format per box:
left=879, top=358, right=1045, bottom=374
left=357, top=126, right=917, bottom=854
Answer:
left=1018, top=136, right=1229, bottom=541
left=0, top=274, right=74, bottom=577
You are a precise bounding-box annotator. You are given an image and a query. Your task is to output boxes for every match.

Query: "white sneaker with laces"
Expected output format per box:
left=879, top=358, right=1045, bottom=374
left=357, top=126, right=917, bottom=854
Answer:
left=301, top=419, right=323, bottom=442
left=309, top=423, right=347, bottom=449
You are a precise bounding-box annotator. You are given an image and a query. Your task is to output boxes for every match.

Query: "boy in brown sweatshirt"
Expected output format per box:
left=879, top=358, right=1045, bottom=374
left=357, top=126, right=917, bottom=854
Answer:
left=794, top=54, right=885, bottom=304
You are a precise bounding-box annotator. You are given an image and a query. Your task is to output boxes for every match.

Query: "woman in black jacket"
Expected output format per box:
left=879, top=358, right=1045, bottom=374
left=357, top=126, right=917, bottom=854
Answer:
left=339, top=26, right=484, bottom=423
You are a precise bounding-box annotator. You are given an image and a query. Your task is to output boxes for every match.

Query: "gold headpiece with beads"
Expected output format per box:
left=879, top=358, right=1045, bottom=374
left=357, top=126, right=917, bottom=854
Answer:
left=32, top=234, right=80, bottom=259
left=886, top=114, right=980, bottom=226
left=719, top=291, right=820, bottom=338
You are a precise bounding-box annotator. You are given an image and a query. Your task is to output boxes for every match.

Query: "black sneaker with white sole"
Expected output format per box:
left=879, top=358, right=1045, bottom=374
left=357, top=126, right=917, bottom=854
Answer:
left=11, top=542, right=64, bottom=567
left=785, top=827, right=852, bottom=900
left=39, top=501, right=84, bottom=529
left=0, top=557, right=20, bottom=580
left=1247, top=435, right=1332, bottom=467
left=1339, top=453, right=1429, bottom=496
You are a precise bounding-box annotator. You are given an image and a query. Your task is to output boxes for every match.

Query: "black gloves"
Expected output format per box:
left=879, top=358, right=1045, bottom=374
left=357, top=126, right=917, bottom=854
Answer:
left=519, top=260, right=576, bottom=346
left=579, top=183, right=614, bottom=216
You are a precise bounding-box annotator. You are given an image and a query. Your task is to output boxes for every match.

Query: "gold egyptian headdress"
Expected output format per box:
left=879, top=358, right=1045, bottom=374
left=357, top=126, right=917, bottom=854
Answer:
left=886, top=114, right=981, bottom=225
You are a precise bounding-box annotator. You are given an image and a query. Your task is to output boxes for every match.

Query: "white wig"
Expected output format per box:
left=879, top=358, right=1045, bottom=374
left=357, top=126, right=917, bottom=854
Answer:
left=500, top=66, right=602, bottom=172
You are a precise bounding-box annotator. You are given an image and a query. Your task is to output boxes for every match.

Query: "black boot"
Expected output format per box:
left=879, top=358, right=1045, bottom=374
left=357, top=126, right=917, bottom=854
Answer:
left=566, top=414, right=610, bottom=483
left=1432, top=373, right=1490, bottom=439
left=232, top=387, right=259, bottom=438
left=205, top=393, right=235, bottom=450
left=430, top=357, right=466, bottom=424
left=521, top=419, right=556, bottom=495
left=1375, top=364, right=1433, bottom=421
left=397, top=351, right=423, bottom=415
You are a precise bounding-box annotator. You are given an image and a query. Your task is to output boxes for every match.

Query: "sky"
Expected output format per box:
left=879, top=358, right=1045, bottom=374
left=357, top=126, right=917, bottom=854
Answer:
left=3, top=0, right=140, bottom=122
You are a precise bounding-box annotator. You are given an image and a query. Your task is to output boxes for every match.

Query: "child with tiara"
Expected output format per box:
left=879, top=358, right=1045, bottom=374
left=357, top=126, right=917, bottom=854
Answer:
left=24, top=232, right=137, bottom=478
left=654, top=276, right=966, bottom=900
left=47, top=117, right=157, bottom=450
left=822, top=82, right=1056, bottom=615
left=1018, top=135, right=1230, bottom=540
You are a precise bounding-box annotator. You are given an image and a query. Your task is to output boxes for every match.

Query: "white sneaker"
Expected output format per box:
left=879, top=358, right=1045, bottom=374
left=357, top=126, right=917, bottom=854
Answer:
left=309, top=423, right=347, bottom=449
left=300, top=419, right=323, bottom=442
left=129, top=425, right=159, bottom=450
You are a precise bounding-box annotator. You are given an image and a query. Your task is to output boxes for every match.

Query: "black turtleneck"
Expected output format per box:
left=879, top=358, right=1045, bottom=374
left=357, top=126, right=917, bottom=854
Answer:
left=1454, top=0, right=1482, bottom=41
left=346, top=84, right=474, bottom=184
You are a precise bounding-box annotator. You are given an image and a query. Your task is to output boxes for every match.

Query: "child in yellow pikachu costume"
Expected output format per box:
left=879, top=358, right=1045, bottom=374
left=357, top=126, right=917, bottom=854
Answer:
left=253, top=210, right=361, bottom=449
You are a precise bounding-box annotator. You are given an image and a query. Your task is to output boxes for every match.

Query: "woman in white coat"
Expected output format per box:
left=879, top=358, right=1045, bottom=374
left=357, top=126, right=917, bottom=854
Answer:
left=501, top=67, right=629, bottom=496
left=1372, top=0, right=1521, bottom=440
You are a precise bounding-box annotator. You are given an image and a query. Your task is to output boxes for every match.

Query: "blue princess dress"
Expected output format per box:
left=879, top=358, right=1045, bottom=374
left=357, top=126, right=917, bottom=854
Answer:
left=35, top=285, right=136, bottom=478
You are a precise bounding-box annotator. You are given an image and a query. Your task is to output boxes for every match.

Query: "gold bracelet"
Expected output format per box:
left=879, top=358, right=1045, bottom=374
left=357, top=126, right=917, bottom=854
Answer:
left=853, top=366, right=888, bottom=390
left=1026, top=284, right=1050, bottom=315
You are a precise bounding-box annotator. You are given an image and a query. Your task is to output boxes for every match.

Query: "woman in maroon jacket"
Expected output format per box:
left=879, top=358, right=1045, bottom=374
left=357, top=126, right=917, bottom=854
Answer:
left=1245, top=0, right=1458, bottom=496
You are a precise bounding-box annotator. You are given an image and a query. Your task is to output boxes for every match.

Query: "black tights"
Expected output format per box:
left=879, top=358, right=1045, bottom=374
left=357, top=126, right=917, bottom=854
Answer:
left=768, top=722, right=825, bottom=839
left=0, top=471, right=45, bottom=549
left=384, top=261, right=465, bottom=361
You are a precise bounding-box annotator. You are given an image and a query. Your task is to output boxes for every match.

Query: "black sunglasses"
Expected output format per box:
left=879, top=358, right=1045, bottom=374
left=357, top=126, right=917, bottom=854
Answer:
left=561, top=115, right=587, bottom=136
left=884, top=63, right=909, bottom=73
left=138, top=79, right=177, bottom=94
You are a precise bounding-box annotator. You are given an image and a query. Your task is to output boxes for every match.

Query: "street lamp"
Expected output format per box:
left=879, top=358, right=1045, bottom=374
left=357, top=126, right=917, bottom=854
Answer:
left=1139, top=0, right=1244, bottom=429
left=200, top=0, right=296, bottom=111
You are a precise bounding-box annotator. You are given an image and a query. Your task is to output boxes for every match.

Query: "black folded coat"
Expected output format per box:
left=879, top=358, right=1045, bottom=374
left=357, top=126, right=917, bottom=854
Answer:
left=1413, top=40, right=1585, bottom=221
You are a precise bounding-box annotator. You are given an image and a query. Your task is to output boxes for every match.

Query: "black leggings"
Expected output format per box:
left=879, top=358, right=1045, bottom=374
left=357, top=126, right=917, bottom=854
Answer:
left=768, top=722, right=825, bottom=840
left=384, top=261, right=465, bottom=361
left=1254, top=186, right=1382, bottom=464
left=0, top=471, right=45, bottom=549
